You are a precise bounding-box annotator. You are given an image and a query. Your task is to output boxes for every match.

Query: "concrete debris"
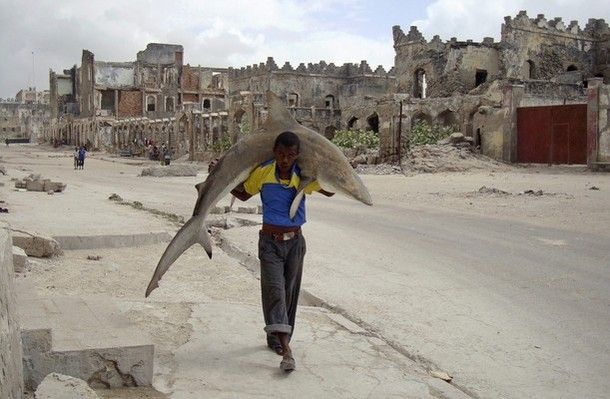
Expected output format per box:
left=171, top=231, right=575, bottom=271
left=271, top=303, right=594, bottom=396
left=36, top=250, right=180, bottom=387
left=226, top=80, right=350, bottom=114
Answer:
left=87, top=255, right=102, bottom=261
left=589, top=186, right=600, bottom=190
left=430, top=370, right=453, bottom=382
left=12, top=245, right=28, bottom=273
left=12, top=230, right=62, bottom=258
left=14, top=174, right=66, bottom=193
left=140, top=164, right=199, bottom=177
left=237, top=206, right=257, bottom=214
left=478, top=186, right=511, bottom=195
left=35, top=373, right=100, bottom=399
left=210, top=205, right=230, bottom=214
left=521, top=189, right=544, bottom=196
left=0, top=165, right=6, bottom=175
left=108, top=193, right=123, bottom=202
left=355, top=164, right=403, bottom=175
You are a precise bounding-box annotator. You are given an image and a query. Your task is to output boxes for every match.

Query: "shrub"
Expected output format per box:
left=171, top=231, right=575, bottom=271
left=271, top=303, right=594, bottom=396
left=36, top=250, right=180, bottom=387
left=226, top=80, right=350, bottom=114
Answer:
left=410, top=121, right=454, bottom=146
left=211, top=136, right=232, bottom=154
left=332, top=129, right=380, bottom=149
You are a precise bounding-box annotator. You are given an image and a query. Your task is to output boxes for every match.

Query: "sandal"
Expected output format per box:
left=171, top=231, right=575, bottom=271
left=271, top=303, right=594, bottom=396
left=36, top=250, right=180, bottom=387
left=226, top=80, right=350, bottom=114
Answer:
left=280, top=356, right=296, bottom=372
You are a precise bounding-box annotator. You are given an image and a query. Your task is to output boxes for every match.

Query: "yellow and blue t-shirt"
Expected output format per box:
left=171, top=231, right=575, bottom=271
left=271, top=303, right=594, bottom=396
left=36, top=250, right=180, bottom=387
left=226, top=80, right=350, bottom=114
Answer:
left=243, top=159, right=321, bottom=227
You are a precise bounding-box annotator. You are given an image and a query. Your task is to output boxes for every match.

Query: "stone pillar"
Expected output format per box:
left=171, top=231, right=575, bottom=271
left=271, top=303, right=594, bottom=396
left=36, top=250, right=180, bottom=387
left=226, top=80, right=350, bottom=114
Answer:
left=114, top=90, right=119, bottom=116
left=502, top=84, right=524, bottom=163
left=586, top=78, right=603, bottom=167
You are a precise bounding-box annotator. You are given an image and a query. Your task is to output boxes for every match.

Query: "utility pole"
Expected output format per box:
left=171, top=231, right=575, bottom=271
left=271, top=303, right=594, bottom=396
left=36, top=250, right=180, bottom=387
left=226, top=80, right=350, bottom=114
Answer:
left=32, top=51, right=36, bottom=90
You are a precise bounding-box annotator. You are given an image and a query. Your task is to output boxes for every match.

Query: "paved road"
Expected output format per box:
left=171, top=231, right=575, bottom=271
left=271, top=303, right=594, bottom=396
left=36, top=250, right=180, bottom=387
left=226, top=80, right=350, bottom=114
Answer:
left=300, top=195, right=610, bottom=399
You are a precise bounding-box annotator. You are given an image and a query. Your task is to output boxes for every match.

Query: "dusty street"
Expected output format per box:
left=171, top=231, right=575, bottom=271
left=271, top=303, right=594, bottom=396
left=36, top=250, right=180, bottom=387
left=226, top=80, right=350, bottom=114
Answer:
left=2, top=144, right=609, bottom=399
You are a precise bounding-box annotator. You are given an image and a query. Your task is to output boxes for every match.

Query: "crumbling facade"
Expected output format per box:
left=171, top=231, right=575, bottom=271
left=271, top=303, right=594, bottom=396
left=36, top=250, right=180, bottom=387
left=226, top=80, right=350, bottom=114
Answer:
left=227, top=57, right=394, bottom=141
left=380, top=11, right=610, bottom=165
left=1, top=88, right=50, bottom=142
left=45, top=44, right=230, bottom=159
left=40, top=11, right=610, bottom=167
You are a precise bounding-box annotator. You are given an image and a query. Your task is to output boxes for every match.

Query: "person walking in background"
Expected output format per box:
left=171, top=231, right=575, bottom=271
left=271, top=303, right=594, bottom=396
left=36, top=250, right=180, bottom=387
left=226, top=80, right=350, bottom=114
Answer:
left=73, top=147, right=79, bottom=169
left=78, top=146, right=87, bottom=170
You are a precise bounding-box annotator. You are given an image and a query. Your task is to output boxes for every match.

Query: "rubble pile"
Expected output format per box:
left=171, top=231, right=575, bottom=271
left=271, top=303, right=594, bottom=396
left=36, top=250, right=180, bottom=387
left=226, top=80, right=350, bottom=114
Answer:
left=402, top=133, right=507, bottom=174
left=140, top=164, right=199, bottom=177
left=355, top=164, right=403, bottom=175
left=14, top=174, right=66, bottom=192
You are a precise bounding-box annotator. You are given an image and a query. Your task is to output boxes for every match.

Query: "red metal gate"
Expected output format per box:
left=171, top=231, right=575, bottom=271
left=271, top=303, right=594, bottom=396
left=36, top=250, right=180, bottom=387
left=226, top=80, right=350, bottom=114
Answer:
left=517, top=105, right=587, bottom=164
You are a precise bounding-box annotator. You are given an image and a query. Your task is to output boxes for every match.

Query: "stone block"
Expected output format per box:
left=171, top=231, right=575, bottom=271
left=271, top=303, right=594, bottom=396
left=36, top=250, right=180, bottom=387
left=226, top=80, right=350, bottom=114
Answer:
left=43, top=181, right=67, bottom=192
left=35, top=373, right=99, bottom=399
left=237, top=206, right=257, bottom=214
left=12, top=245, right=28, bottom=273
left=26, top=179, right=45, bottom=192
left=12, top=231, right=62, bottom=258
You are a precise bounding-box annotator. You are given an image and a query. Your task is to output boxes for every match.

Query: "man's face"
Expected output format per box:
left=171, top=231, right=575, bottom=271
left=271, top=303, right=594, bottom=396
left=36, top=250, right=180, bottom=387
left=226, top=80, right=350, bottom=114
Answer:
left=273, top=144, right=299, bottom=175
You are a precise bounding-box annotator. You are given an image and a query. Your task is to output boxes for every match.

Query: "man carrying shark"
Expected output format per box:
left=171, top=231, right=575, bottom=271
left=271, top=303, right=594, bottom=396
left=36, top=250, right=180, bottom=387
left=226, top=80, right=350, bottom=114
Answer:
left=230, top=131, right=334, bottom=372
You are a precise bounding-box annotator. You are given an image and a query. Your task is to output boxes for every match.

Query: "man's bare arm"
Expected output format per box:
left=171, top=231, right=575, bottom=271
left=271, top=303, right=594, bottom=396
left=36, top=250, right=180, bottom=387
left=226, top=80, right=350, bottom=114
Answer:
left=231, top=183, right=253, bottom=202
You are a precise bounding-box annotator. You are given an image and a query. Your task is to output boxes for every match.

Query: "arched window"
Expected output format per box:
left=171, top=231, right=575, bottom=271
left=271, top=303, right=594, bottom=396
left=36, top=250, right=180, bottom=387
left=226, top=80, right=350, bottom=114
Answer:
left=524, top=60, right=535, bottom=79
left=414, top=68, right=426, bottom=99
left=287, top=93, right=299, bottom=107
left=567, top=64, right=578, bottom=72
left=146, top=95, right=156, bottom=112
left=366, top=113, right=379, bottom=133
left=165, top=97, right=174, bottom=112
left=438, top=110, right=458, bottom=129
left=411, top=112, right=431, bottom=128
left=203, top=98, right=211, bottom=110
left=325, top=95, right=335, bottom=109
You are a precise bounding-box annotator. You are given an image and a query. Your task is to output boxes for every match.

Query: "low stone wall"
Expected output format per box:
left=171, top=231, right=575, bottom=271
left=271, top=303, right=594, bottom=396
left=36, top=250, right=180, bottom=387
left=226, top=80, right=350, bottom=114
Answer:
left=0, top=222, right=24, bottom=398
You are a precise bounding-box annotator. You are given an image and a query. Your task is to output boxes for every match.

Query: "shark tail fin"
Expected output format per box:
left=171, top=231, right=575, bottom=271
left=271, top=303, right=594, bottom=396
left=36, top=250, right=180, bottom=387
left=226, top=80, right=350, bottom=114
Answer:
left=145, top=215, right=210, bottom=297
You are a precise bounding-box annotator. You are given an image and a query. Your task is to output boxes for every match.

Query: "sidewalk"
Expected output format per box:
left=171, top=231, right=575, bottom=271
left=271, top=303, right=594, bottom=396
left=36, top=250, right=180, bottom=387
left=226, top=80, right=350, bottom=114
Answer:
left=2, top=145, right=468, bottom=398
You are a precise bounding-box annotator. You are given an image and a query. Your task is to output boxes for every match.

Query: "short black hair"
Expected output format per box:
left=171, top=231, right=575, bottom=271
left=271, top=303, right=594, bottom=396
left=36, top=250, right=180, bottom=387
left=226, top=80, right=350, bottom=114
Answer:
left=274, top=131, right=300, bottom=152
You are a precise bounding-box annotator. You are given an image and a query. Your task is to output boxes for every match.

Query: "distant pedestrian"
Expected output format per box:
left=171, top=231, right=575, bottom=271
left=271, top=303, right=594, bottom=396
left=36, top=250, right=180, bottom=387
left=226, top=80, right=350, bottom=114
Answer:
left=78, top=146, right=87, bottom=170
left=73, top=147, right=79, bottom=169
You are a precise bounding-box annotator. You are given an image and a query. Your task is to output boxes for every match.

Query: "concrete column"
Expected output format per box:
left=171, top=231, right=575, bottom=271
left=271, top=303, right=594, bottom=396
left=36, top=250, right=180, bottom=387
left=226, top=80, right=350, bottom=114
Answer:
left=587, top=78, right=603, bottom=167
left=114, top=90, right=119, bottom=116
left=502, top=84, right=524, bottom=163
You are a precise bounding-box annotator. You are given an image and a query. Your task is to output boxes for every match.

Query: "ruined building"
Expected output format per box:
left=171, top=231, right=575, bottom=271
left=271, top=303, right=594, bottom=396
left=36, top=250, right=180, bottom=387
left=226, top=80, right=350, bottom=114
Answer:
left=227, top=57, right=394, bottom=141
left=379, top=11, right=610, bottom=167
left=47, top=43, right=230, bottom=158
left=0, top=88, right=50, bottom=142
left=42, top=11, right=610, bottom=168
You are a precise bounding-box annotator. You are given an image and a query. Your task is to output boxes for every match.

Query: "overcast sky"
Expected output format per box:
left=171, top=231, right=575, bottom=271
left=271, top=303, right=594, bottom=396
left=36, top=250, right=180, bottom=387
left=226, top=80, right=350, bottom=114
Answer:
left=1, top=0, right=609, bottom=98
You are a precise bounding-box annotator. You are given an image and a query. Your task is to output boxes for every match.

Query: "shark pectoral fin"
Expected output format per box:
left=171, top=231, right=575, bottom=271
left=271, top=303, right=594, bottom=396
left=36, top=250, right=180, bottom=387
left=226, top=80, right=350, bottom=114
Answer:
left=145, top=215, right=205, bottom=297
left=289, top=189, right=305, bottom=220
left=289, top=178, right=313, bottom=220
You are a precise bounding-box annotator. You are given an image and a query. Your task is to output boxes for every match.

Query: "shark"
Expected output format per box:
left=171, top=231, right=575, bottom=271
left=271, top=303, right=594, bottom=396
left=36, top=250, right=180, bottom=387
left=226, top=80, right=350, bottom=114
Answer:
left=145, top=91, right=373, bottom=297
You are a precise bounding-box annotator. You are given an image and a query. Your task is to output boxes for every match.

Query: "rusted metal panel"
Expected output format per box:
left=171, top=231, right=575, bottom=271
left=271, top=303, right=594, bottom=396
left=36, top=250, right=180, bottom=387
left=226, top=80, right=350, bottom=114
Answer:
left=517, top=104, right=587, bottom=164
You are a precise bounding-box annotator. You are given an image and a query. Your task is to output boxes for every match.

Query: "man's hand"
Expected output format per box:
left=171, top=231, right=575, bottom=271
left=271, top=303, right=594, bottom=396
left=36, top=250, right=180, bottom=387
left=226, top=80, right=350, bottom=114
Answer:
left=318, top=189, right=335, bottom=197
left=231, top=183, right=252, bottom=202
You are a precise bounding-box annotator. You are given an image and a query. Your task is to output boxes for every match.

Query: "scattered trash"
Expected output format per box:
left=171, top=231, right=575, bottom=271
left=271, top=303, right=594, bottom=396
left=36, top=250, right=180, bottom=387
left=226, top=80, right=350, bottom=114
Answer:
left=589, top=186, right=600, bottom=190
left=108, top=193, right=123, bottom=201
left=87, top=255, right=102, bottom=261
left=534, top=345, right=542, bottom=349
left=0, top=207, right=8, bottom=213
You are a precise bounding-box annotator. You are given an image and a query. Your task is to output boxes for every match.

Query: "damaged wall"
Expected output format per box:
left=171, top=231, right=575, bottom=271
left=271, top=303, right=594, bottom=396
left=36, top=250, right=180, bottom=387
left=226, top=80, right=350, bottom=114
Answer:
left=0, top=222, right=24, bottom=399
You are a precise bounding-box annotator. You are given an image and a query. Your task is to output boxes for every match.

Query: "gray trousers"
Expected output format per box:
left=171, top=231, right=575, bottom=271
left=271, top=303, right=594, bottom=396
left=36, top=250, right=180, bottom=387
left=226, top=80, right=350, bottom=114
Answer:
left=258, top=231, right=306, bottom=345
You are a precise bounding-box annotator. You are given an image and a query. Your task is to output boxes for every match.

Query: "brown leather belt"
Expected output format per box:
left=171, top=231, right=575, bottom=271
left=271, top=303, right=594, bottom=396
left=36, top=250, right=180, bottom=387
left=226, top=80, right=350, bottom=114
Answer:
left=260, top=224, right=301, bottom=241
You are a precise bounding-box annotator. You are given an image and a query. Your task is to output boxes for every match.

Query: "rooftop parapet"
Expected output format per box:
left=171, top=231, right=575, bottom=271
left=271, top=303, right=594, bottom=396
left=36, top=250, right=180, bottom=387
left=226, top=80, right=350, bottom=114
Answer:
left=228, top=57, right=394, bottom=79
left=503, top=11, right=608, bottom=39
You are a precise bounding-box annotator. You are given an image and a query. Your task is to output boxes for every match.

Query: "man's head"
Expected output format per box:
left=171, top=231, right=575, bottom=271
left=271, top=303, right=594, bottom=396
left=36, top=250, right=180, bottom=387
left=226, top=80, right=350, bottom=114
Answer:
left=273, top=131, right=300, bottom=175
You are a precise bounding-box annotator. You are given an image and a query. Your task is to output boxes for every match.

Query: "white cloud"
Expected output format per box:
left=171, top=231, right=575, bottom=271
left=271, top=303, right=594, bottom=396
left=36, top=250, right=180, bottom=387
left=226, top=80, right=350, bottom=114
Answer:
left=0, top=0, right=607, bottom=98
left=412, top=0, right=610, bottom=41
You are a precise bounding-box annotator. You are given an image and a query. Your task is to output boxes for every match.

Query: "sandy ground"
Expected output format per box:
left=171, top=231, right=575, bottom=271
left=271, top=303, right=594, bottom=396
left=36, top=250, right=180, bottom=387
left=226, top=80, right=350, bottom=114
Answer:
left=2, top=143, right=609, bottom=399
